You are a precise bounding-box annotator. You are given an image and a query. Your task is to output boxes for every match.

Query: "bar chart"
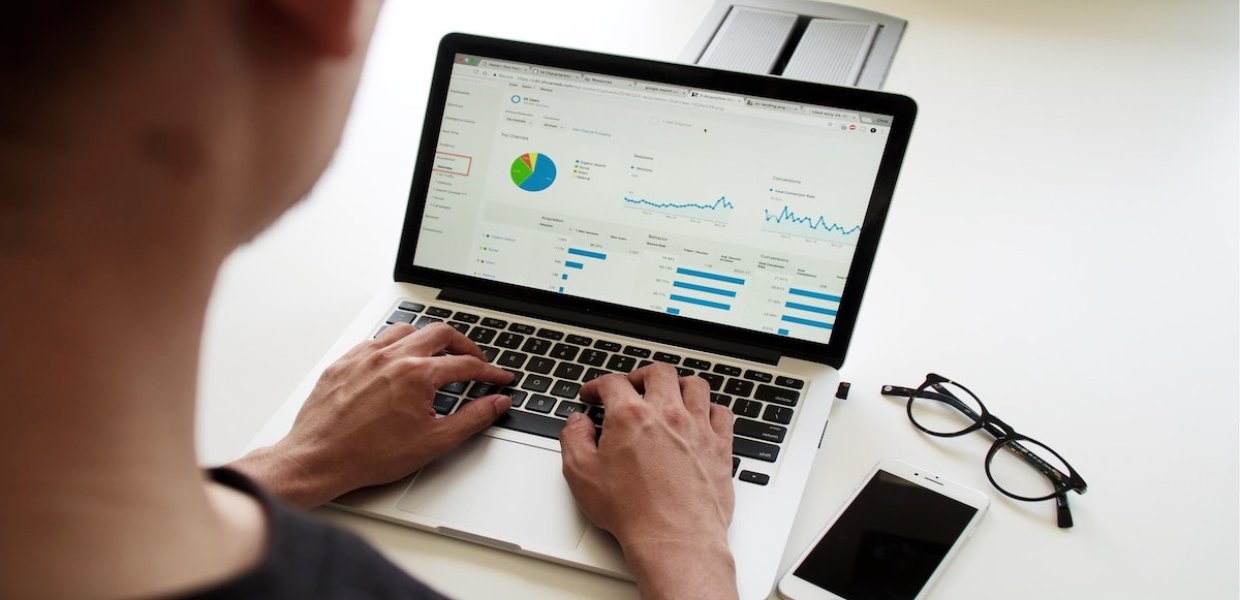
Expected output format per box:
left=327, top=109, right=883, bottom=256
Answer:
left=776, top=287, right=841, bottom=335
left=666, top=267, right=746, bottom=315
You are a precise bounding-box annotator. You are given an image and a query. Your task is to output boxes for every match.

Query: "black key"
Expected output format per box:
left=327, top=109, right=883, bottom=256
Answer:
left=739, top=471, right=770, bottom=486
left=755, top=384, right=800, bottom=406
left=521, top=375, right=553, bottom=393
left=623, top=345, right=651, bottom=358
left=578, top=349, right=608, bottom=367
left=732, top=399, right=761, bottom=418
left=481, top=317, right=508, bottom=328
left=500, top=388, right=527, bottom=408
left=550, top=343, right=579, bottom=361
left=521, top=338, right=552, bottom=355
left=724, top=378, right=755, bottom=397
left=536, top=328, right=564, bottom=341
left=554, top=401, right=587, bottom=418
left=467, top=381, right=500, bottom=398
left=732, top=456, right=740, bottom=476
left=453, top=311, right=480, bottom=324
left=744, top=370, right=774, bottom=383
left=587, top=405, right=606, bottom=426
left=763, top=404, right=794, bottom=425
left=637, top=360, right=653, bottom=369
left=697, top=372, right=724, bottom=391
left=479, top=345, right=499, bottom=363
left=493, top=409, right=566, bottom=440
left=398, top=301, right=426, bottom=313
left=509, top=323, right=536, bottom=335
left=439, top=381, right=467, bottom=394
left=415, top=315, right=442, bottom=328
left=425, top=306, right=453, bottom=318
left=525, top=394, right=556, bottom=413
left=775, top=376, right=805, bottom=390
left=566, top=334, right=593, bottom=346
left=495, top=332, right=524, bottom=349
left=502, top=369, right=524, bottom=387
left=653, top=352, right=681, bottom=364
left=606, top=354, right=637, bottom=372
left=710, top=393, right=732, bottom=407
left=433, top=393, right=458, bottom=415
left=676, top=367, right=694, bottom=377
left=387, top=310, right=416, bottom=324
left=497, top=351, right=528, bottom=369
left=684, top=358, right=711, bottom=370
left=733, top=437, right=780, bottom=463
left=467, top=327, right=497, bottom=345
left=446, top=321, right=470, bottom=334
left=713, top=364, right=742, bottom=377
left=583, top=368, right=611, bottom=382
left=594, top=340, right=622, bottom=352
left=550, top=380, right=582, bottom=398
left=526, top=357, right=555, bottom=375
left=735, top=418, right=787, bottom=443
left=553, top=362, right=585, bottom=381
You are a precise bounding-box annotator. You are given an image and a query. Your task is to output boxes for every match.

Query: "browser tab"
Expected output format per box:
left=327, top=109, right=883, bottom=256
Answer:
left=531, top=67, right=582, bottom=81
left=806, top=107, right=857, bottom=120
left=638, top=82, right=687, bottom=96
left=479, top=59, right=530, bottom=73
left=689, top=90, right=744, bottom=103
left=745, top=98, right=803, bottom=113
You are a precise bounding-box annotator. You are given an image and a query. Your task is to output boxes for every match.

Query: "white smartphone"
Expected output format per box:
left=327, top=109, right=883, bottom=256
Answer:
left=778, top=459, right=989, bottom=600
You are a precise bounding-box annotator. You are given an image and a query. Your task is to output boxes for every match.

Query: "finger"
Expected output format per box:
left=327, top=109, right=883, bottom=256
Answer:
left=413, top=354, right=513, bottom=389
left=431, top=395, right=512, bottom=453
left=397, top=322, right=486, bottom=360
left=580, top=373, right=639, bottom=410
left=708, top=403, right=734, bottom=440
left=559, top=412, right=600, bottom=479
left=678, top=375, right=711, bottom=417
left=624, top=363, right=681, bottom=404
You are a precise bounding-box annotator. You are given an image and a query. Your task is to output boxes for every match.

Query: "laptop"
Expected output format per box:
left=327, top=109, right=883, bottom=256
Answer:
left=247, top=33, right=916, bottom=600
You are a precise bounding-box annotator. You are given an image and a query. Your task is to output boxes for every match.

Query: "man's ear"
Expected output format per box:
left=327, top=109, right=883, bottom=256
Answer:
left=264, top=0, right=361, bottom=57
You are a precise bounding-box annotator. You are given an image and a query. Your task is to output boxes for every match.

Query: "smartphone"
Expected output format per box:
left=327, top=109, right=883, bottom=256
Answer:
left=778, top=459, right=988, bottom=600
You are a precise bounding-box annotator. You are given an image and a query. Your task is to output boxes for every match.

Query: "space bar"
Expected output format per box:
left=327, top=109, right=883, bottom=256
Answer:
left=493, top=411, right=567, bottom=440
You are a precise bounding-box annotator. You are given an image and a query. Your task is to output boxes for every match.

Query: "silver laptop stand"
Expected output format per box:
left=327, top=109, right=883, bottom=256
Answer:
left=680, top=0, right=905, bottom=90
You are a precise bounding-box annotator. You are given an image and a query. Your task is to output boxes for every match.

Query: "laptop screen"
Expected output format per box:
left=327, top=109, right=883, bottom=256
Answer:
left=411, top=52, right=897, bottom=346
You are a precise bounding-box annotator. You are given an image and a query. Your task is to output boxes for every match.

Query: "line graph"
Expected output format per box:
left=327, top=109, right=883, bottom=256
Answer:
left=623, top=195, right=734, bottom=223
left=761, top=205, right=861, bottom=244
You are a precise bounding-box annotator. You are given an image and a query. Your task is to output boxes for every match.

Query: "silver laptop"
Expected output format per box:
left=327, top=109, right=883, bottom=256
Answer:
left=247, top=33, right=916, bottom=600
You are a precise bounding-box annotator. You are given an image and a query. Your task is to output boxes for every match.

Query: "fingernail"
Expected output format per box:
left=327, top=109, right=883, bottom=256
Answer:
left=493, top=395, right=512, bottom=414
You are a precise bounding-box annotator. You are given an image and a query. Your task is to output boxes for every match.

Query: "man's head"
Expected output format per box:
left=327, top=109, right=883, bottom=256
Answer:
left=0, top=0, right=382, bottom=260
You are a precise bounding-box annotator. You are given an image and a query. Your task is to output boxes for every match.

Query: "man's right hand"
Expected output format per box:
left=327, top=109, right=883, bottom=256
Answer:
left=560, top=364, right=739, bottom=600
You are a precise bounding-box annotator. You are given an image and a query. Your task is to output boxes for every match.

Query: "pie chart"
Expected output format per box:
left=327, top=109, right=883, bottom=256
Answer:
left=510, top=152, right=557, bottom=192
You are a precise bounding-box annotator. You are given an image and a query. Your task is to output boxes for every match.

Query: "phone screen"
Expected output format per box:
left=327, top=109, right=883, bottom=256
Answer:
left=792, top=469, right=979, bottom=600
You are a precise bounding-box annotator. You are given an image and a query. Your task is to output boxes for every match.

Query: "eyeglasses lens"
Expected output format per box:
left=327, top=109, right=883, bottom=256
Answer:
left=908, top=380, right=983, bottom=435
left=988, top=437, right=1072, bottom=500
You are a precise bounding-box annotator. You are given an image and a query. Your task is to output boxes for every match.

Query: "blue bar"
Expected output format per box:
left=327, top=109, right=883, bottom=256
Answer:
left=675, top=267, right=745, bottom=286
left=666, top=307, right=681, bottom=315
left=669, top=294, right=731, bottom=310
left=789, top=288, right=841, bottom=303
left=777, top=328, right=789, bottom=336
left=568, top=248, right=607, bottom=260
left=784, top=301, right=838, bottom=316
left=561, top=273, right=568, bottom=280
left=781, top=314, right=833, bottom=329
left=565, top=261, right=584, bottom=270
left=558, top=286, right=565, bottom=293
left=673, top=281, right=737, bottom=298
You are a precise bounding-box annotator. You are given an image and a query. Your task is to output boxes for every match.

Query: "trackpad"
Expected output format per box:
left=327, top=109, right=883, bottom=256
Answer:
left=395, top=435, right=588, bottom=553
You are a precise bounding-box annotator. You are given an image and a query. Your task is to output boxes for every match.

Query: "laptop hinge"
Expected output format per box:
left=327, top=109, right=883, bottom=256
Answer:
left=438, top=288, right=783, bottom=366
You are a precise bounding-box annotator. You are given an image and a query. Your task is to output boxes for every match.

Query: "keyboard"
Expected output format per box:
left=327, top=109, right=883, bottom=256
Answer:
left=380, top=301, right=806, bottom=486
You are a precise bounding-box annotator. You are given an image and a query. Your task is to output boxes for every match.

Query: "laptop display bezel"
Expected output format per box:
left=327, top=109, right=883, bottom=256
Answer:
left=394, top=33, right=917, bottom=368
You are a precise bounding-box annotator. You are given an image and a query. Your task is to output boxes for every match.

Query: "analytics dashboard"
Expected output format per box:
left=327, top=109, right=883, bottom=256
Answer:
left=413, top=54, right=894, bottom=344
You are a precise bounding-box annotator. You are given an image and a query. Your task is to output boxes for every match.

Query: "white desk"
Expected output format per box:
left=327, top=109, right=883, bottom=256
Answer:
left=197, top=0, right=1240, bottom=597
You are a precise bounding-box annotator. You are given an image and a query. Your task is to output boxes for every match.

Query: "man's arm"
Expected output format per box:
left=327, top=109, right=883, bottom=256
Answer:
left=561, top=365, right=740, bottom=600
left=228, top=322, right=513, bottom=510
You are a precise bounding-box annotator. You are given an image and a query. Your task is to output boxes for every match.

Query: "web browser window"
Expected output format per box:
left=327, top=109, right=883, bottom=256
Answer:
left=413, top=54, right=895, bottom=344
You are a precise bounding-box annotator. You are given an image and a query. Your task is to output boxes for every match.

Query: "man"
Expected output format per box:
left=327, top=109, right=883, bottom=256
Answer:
left=0, top=1, right=738, bottom=598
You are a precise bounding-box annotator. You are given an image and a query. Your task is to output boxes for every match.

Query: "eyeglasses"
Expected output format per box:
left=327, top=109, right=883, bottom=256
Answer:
left=881, top=373, right=1088, bottom=528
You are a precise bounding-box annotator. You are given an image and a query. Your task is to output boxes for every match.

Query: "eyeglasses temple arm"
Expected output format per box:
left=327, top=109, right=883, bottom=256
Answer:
left=1056, top=494, right=1074, bottom=528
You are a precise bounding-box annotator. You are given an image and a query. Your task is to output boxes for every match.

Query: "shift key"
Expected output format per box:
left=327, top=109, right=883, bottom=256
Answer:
left=732, top=437, right=780, bottom=463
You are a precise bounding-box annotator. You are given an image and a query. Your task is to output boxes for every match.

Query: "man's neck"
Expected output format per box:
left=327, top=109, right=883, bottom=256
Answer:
left=0, top=154, right=265, bottom=598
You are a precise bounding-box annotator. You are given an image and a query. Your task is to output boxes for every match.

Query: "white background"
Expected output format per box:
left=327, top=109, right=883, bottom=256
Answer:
left=197, top=0, right=1239, bottom=598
